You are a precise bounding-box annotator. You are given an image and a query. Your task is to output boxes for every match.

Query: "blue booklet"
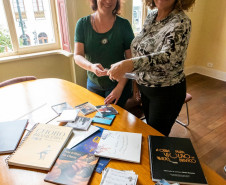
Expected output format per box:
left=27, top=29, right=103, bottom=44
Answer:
left=92, top=112, right=115, bottom=125
left=71, top=126, right=110, bottom=173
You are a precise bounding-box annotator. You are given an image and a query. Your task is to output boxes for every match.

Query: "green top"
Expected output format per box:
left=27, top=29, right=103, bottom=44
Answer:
left=74, top=15, right=134, bottom=89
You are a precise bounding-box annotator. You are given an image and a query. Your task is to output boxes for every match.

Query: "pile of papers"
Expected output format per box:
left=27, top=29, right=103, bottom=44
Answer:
left=100, top=168, right=138, bottom=185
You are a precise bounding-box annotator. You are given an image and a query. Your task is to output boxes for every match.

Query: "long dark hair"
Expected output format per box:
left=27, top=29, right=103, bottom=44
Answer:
left=89, top=0, right=121, bottom=15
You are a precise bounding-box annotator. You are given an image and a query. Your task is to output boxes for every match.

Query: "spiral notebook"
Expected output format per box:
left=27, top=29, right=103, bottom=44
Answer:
left=6, top=123, right=73, bottom=171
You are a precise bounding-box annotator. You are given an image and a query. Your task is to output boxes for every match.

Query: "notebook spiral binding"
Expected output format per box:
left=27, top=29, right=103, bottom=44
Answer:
left=5, top=123, right=39, bottom=164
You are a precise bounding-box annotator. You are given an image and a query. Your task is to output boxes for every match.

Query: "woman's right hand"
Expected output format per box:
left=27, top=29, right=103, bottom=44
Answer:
left=91, top=63, right=108, bottom=77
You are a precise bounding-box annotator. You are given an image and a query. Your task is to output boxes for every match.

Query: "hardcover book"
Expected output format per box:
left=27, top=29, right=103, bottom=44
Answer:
left=44, top=148, right=98, bottom=185
left=92, top=112, right=115, bottom=125
left=75, top=102, right=96, bottom=115
left=7, top=124, right=73, bottom=171
left=0, top=119, right=28, bottom=154
left=71, top=126, right=110, bottom=173
left=66, top=116, right=92, bottom=130
left=96, top=104, right=118, bottom=117
left=148, top=136, right=207, bottom=184
left=94, top=130, right=142, bottom=163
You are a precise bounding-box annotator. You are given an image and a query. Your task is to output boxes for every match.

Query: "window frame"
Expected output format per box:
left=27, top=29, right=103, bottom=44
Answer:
left=132, top=0, right=148, bottom=35
left=1, top=0, right=61, bottom=58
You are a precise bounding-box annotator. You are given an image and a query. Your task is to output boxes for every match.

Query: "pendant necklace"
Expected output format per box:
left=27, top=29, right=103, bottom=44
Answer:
left=93, top=13, right=109, bottom=45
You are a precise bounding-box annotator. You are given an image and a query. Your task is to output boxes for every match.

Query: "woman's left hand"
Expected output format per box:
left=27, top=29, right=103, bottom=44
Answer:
left=107, top=59, right=134, bottom=81
left=104, top=85, right=123, bottom=105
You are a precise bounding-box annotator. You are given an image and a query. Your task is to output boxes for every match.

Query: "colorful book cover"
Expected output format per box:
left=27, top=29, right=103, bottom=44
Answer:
left=92, top=112, right=115, bottom=125
left=71, top=126, right=110, bottom=173
left=44, top=148, right=98, bottom=185
left=148, top=136, right=207, bottom=184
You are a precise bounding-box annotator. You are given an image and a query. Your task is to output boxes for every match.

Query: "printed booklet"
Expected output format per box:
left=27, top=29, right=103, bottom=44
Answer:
left=148, top=136, right=207, bottom=184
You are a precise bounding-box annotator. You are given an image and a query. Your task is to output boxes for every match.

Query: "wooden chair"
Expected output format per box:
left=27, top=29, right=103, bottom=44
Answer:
left=176, top=93, right=192, bottom=127
left=0, top=76, right=37, bottom=88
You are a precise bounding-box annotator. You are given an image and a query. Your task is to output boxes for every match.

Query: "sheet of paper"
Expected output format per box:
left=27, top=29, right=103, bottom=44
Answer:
left=95, top=130, right=142, bottom=163
left=100, top=168, right=138, bottom=185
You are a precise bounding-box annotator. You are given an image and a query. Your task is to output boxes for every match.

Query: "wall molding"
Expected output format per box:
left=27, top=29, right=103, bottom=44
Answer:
left=0, top=50, right=73, bottom=64
left=185, top=66, right=226, bottom=82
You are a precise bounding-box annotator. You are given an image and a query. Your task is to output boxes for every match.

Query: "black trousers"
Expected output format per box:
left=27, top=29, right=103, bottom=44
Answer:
left=139, top=79, right=186, bottom=136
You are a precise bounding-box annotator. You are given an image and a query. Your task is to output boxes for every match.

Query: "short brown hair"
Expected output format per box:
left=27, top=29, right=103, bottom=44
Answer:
left=89, top=0, right=121, bottom=15
left=146, top=0, right=195, bottom=11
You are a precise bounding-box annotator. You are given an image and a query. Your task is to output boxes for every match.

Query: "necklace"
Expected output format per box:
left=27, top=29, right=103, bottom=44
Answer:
left=92, top=13, right=116, bottom=45
left=92, top=13, right=98, bottom=32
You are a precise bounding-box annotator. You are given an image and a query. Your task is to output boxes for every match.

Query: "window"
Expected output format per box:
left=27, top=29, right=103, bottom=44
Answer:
left=19, top=34, right=31, bottom=45
left=32, top=0, right=45, bottom=19
left=0, top=0, right=13, bottom=54
left=38, top=32, right=48, bottom=44
left=0, top=0, right=60, bottom=57
left=132, top=0, right=143, bottom=34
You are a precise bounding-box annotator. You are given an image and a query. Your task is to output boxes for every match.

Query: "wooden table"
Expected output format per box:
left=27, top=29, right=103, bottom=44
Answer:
left=0, top=78, right=225, bottom=185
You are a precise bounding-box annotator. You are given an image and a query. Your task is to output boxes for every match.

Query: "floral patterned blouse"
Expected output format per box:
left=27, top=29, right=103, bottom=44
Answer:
left=131, top=9, right=191, bottom=87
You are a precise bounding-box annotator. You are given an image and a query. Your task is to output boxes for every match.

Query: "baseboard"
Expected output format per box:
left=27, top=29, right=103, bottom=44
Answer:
left=184, top=66, right=226, bottom=82
left=184, top=66, right=196, bottom=76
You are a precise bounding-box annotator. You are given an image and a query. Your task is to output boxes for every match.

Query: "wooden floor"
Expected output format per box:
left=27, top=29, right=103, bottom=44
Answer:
left=127, top=73, right=226, bottom=179
left=169, top=73, right=226, bottom=179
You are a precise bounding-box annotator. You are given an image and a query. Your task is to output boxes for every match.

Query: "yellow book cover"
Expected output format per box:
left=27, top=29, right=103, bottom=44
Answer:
left=7, top=123, right=73, bottom=171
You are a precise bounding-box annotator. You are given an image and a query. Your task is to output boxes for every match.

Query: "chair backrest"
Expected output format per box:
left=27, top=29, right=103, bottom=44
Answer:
left=0, top=76, right=37, bottom=88
left=185, top=93, right=192, bottom=103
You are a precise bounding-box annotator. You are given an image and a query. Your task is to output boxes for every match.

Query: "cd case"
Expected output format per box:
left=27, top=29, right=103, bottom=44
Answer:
left=75, top=102, right=96, bottom=115
left=51, top=102, right=73, bottom=115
